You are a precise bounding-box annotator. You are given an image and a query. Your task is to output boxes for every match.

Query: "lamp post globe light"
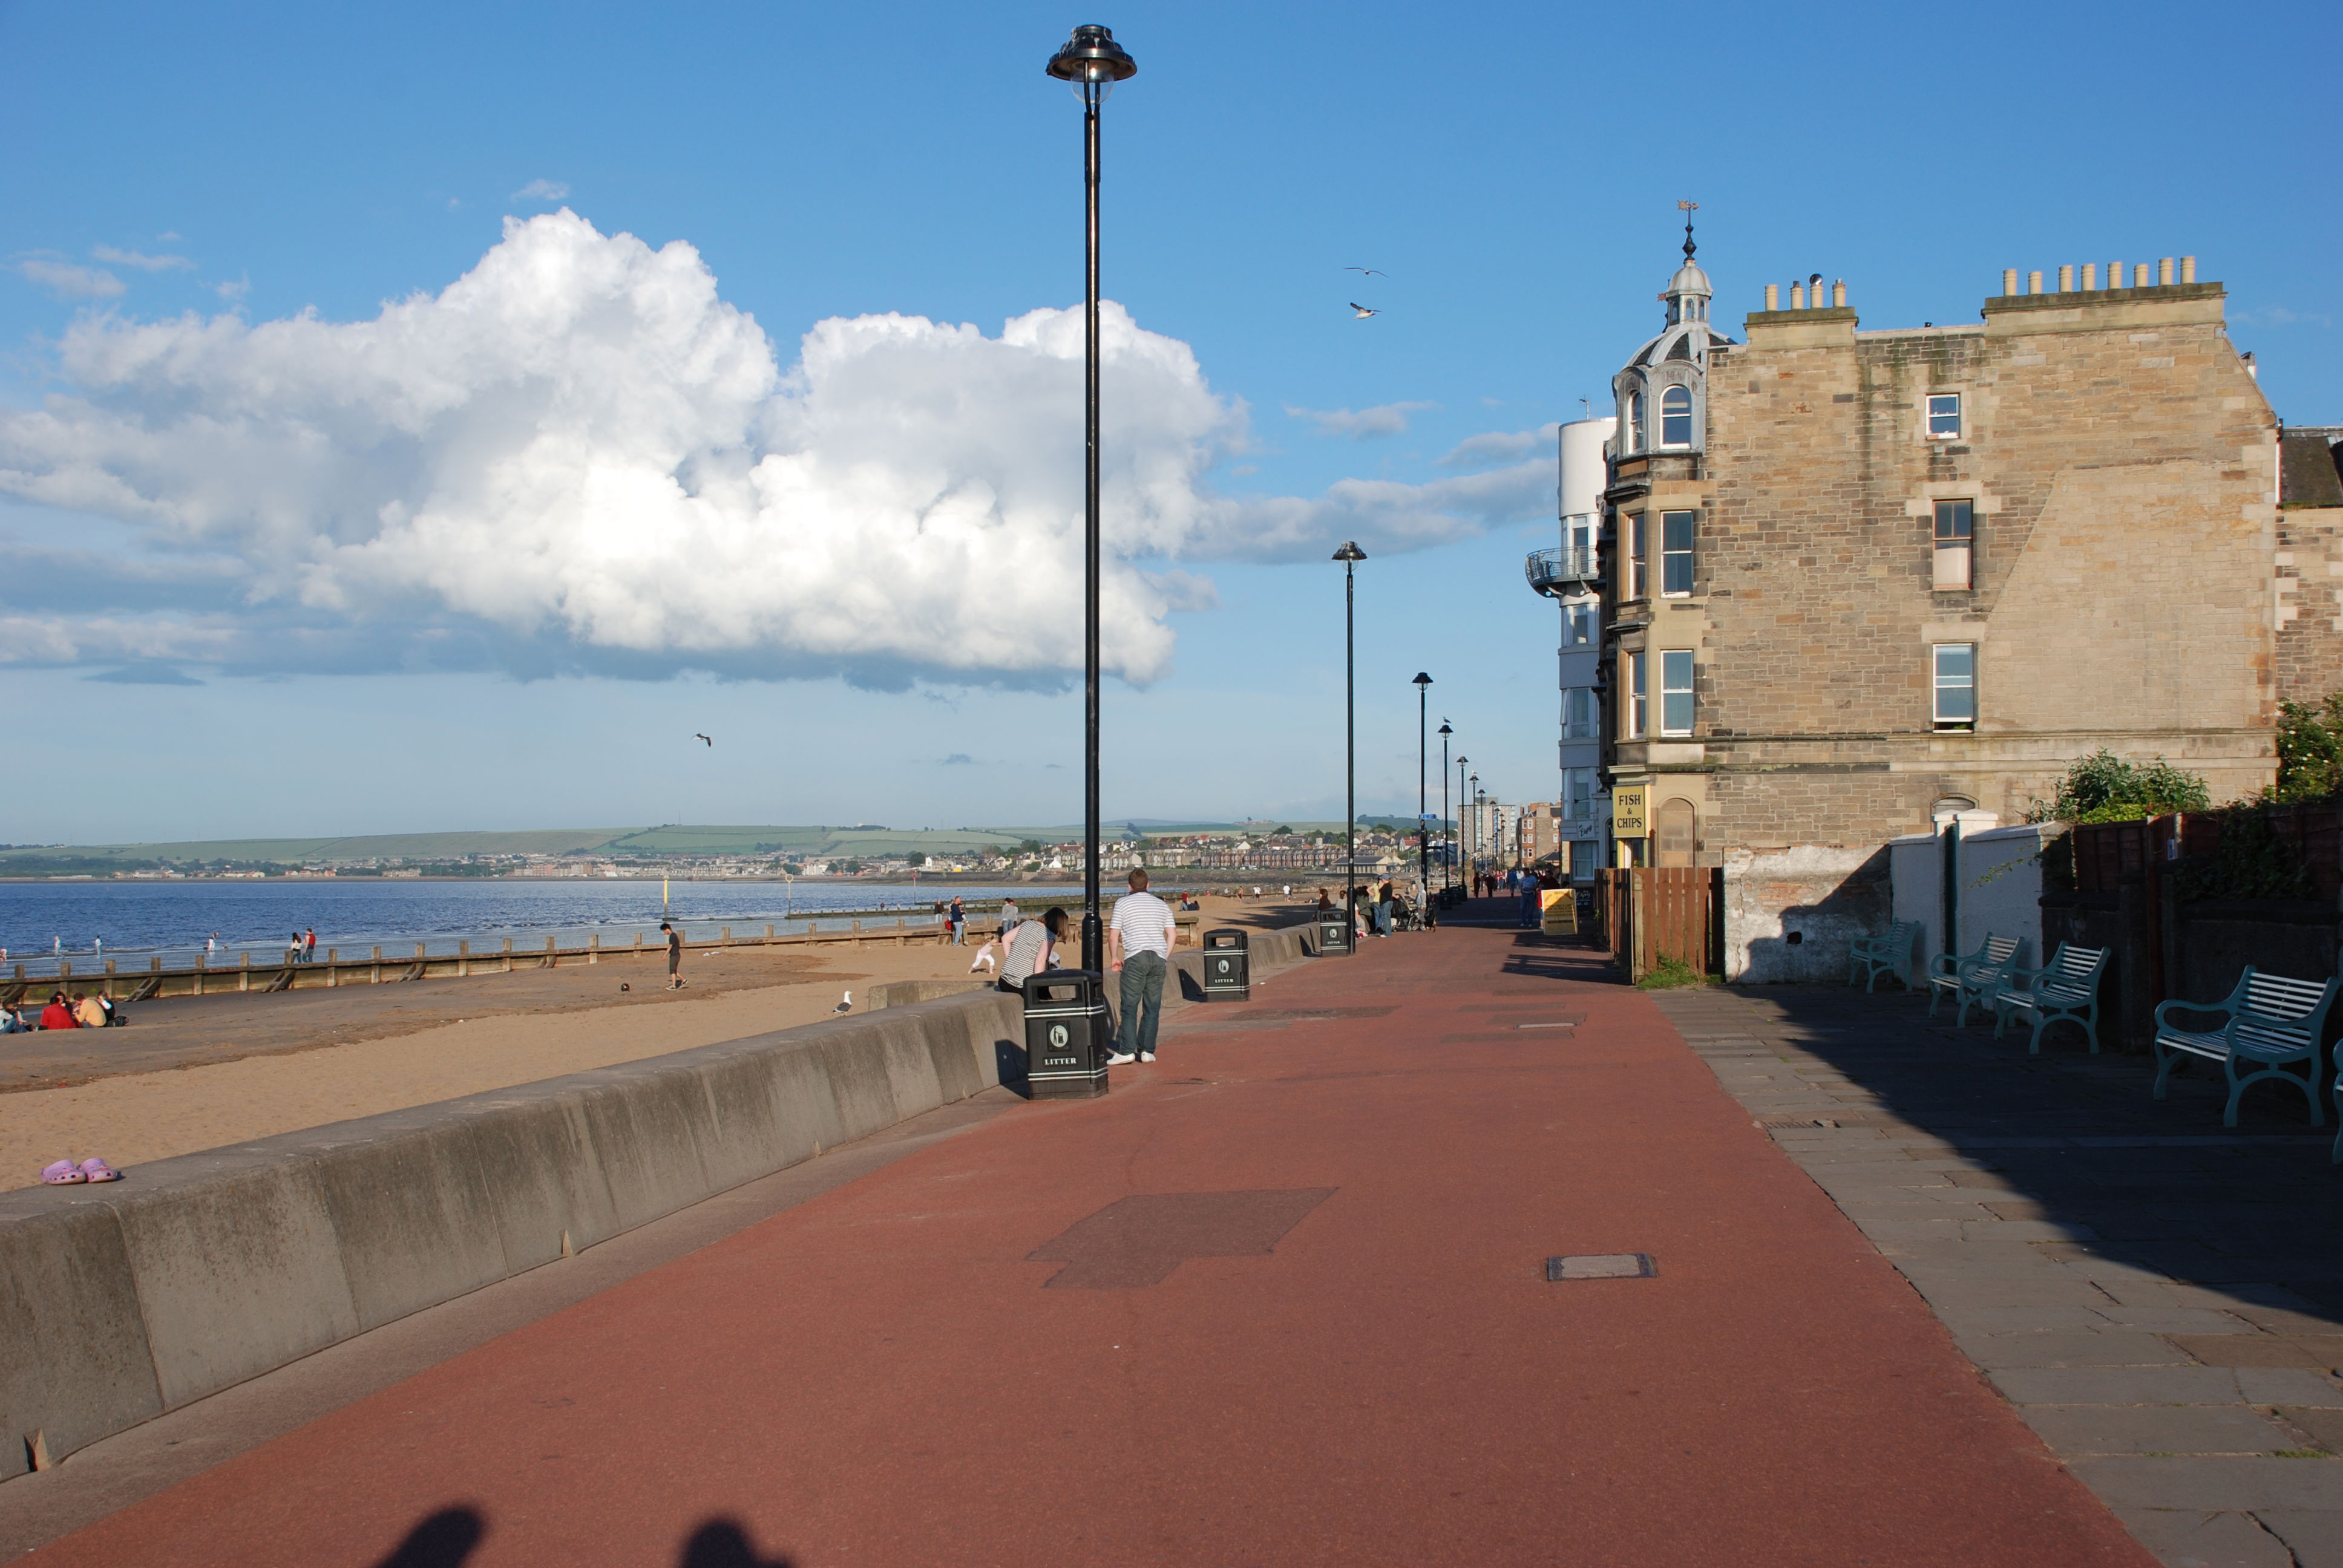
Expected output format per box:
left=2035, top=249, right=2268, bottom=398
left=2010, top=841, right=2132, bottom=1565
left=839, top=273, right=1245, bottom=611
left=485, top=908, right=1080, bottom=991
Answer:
left=1044, top=24, right=1138, bottom=973
left=1333, top=541, right=1367, bottom=952
left=1438, top=722, right=1452, bottom=895
left=1412, top=673, right=1432, bottom=903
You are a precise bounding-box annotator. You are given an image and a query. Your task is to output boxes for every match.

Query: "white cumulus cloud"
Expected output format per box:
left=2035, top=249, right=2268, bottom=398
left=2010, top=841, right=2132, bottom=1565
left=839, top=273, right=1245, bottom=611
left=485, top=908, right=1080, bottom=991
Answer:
left=0, top=211, right=1548, bottom=686
left=17, top=258, right=125, bottom=299
left=1286, top=400, right=1435, bottom=439
left=92, top=245, right=194, bottom=272
left=1437, top=423, right=1558, bottom=468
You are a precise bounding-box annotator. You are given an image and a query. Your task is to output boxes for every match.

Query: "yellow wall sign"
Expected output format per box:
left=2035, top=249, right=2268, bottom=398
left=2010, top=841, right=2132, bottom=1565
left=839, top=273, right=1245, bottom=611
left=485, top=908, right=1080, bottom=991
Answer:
left=1612, top=786, right=1648, bottom=838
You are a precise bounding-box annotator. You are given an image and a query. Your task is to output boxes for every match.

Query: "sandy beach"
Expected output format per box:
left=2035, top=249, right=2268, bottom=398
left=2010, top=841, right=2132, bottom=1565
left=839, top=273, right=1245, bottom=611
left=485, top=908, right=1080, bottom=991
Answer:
left=1, top=894, right=1314, bottom=1190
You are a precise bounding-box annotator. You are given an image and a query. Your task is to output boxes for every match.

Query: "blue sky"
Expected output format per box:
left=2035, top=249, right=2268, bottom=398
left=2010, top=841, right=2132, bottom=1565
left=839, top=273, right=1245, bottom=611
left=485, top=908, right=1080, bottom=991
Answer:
left=2, top=0, right=2337, bottom=844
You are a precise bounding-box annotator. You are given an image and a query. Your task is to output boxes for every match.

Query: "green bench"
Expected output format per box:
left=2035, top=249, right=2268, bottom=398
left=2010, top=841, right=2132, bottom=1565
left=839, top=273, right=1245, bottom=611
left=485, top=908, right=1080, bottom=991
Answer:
left=1847, top=920, right=1921, bottom=992
left=1928, top=934, right=2022, bottom=1028
left=2155, top=969, right=2341, bottom=1128
left=1992, top=942, right=2109, bottom=1054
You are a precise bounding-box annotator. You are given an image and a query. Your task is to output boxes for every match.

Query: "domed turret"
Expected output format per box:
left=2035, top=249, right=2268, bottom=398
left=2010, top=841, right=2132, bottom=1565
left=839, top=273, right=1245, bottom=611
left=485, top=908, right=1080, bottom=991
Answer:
left=1613, top=206, right=1731, bottom=457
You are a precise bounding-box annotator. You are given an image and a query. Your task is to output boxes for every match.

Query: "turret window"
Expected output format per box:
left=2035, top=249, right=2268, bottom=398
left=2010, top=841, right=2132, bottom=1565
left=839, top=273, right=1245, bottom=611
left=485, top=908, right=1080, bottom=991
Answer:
left=1660, top=385, right=1693, bottom=446
left=1629, top=391, right=1645, bottom=453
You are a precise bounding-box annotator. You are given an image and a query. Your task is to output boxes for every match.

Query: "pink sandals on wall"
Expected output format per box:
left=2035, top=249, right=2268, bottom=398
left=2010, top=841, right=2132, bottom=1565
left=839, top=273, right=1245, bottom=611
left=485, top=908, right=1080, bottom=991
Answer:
left=39, top=1158, right=120, bottom=1184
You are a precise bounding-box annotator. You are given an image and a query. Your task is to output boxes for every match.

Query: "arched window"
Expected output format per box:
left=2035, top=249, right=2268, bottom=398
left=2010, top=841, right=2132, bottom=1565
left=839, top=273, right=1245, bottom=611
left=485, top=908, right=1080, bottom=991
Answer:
left=1660, top=385, right=1693, bottom=446
left=1656, top=799, right=1696, bottom=868
left=1629, top=391, right=1646, bottom=452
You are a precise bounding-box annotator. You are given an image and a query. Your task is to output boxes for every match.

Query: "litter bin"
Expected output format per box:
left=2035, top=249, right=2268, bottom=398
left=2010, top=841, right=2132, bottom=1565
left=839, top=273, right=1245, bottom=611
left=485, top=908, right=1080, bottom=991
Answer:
left=1020, top=969, right=1110, bottom=1099
left=1318, top=909, right=1353, bottom=956
left=1203, top=928, right=1250, bottom=1001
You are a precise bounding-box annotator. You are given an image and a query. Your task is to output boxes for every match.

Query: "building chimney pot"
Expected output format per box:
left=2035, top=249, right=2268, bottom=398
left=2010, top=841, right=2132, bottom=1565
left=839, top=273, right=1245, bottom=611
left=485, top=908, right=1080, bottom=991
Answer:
left=2158, top=256, right=2175, bottom=286
left=2058, top=264, right=2074, bottom=292
left=1763, top=283, right=1778, bottom=311
left=2002, top=268, right=2019, bottom=296
left=2083, top=262, right=2099, bottom=290
left=2134, top=263, right=2150, bottom=287
left=1831, top=279, right=1846, bottom=307
left=1790, top=283, right=1805, bottom=310
left=2028, top=270, right=2043, bottom=295
left=2181, top=255, right=2197, bottom=284
left=2111, top=260, right=2124, bottom=292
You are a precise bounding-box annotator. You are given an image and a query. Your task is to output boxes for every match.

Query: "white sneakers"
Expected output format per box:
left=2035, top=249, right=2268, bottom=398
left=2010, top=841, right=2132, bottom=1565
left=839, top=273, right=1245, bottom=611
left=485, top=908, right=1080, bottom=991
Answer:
left=1106, top=1051, right=1136, bottom=1066
left=1139, top=1051, right=1155, bottom=1062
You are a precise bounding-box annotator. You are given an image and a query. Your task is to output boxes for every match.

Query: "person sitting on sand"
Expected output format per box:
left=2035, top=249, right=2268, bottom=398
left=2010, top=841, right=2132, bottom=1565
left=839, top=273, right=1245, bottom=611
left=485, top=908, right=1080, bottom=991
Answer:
left=0, top=1003, right=26, bottom=1033
left=39, top=992, right=77, bottom=1030
left=74, top=992, right=107, bottom=1029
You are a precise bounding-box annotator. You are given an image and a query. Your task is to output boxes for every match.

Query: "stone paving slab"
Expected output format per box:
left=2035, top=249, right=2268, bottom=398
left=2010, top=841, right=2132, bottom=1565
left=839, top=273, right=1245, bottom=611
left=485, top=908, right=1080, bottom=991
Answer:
left=2115, top=1509, right=2299, bottom=1568
left=2022, top=1404, right=2301, bottom=1456
left=1659, top=983, right=2343, bottom=1567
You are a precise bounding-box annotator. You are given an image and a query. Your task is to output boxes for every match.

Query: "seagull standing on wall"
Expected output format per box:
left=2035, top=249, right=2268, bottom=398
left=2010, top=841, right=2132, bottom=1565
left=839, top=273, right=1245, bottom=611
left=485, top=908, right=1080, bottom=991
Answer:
left=832, top=991, right=853, bottom=1015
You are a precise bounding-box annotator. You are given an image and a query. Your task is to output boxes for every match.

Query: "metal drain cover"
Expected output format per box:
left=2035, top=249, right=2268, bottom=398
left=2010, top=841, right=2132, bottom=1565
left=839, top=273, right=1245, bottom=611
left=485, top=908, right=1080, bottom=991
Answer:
left=1546, top=1253, right=1656, bottom=1281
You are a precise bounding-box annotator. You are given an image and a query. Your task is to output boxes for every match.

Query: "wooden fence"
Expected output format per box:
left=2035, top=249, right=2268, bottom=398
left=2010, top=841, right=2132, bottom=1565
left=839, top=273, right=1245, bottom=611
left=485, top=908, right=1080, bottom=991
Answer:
left=1596, top=867, right=1724, bottom=981
left=2071, top=803, right=2343, bottom=901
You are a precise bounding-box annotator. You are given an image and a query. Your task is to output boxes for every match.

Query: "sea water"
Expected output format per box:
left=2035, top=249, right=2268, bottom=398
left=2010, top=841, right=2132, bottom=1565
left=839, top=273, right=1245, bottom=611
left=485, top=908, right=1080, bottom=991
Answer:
left=0, top=880, right=1058, bottom=973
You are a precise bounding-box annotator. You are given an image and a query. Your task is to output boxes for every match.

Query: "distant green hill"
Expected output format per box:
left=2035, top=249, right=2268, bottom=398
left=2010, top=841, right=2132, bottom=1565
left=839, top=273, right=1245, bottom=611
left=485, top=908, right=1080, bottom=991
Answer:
left=0, top=817, right=1434, bottom=877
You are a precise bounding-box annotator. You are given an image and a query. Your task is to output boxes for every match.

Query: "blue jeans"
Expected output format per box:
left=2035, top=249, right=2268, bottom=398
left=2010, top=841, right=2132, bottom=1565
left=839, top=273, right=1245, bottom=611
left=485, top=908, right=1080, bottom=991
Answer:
left=1118, top=950, right=1167, bottom=1059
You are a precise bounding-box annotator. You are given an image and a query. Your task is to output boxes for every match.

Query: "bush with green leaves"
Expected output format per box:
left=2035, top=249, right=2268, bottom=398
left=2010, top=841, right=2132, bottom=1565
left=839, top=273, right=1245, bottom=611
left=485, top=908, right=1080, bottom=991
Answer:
left=2027, top=750, right=2211, bottom=826
left=2269, top=694, right=2343, bottom=805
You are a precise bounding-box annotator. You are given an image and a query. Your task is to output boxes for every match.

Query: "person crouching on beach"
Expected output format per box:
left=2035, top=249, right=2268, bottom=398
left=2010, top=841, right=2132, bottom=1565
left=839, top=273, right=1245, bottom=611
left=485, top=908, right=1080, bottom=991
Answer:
left=661, top=921, right=686, bottom=989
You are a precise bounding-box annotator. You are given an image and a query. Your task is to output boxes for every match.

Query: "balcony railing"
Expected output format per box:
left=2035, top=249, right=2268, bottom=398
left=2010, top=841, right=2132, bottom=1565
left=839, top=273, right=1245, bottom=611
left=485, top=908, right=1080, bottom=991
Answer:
left=1525, top=544, right=1599, bottom=596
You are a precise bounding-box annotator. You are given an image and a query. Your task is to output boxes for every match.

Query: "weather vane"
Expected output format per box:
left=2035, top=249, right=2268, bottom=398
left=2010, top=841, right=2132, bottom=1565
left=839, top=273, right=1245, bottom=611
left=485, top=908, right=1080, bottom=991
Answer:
left=1678, top=199, right=1698, bottom=260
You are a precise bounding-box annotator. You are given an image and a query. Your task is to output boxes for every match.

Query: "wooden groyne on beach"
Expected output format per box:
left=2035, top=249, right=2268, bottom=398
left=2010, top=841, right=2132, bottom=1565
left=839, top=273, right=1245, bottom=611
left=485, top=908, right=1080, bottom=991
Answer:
left=2, top=918, right=957, bottom=1006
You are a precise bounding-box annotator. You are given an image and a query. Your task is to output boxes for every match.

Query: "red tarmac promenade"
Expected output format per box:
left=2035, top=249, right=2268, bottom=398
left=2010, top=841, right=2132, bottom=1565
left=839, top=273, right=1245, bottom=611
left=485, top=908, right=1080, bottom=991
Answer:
left=31, top=919, right=2156, bottom=1566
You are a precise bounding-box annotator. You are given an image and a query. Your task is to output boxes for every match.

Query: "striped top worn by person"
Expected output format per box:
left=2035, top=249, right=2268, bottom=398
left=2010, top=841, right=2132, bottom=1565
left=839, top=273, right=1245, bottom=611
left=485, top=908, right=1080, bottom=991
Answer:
left=1109, top=885, right=1178, bottom=961
left=999, top=907, right=1066, bottom=991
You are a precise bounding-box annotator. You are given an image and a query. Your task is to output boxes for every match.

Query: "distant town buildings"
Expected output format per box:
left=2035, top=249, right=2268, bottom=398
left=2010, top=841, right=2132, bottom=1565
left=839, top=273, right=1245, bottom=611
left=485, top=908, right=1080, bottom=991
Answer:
left=1568, top=224, right=2337, bottom=979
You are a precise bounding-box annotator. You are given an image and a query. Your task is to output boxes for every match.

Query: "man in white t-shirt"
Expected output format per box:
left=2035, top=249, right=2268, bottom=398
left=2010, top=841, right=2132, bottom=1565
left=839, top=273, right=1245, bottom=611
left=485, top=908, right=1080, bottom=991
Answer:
left=1106, top=868, right=1179, bottom=1065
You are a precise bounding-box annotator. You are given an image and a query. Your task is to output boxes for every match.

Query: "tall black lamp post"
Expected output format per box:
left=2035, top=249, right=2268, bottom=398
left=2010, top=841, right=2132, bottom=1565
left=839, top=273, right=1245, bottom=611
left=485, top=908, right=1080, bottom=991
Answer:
left=1455, top=755, right=1468, bottom=891
left=1438, top=722, right=1452, bottom=893
left=1470, top=775, right=1482, bottom=882
left=1045, top=24, right=1137, bottom=973
left=1412, top=673, right=1432, bottom=895
left=1334, top=541, right=1366, bottom=950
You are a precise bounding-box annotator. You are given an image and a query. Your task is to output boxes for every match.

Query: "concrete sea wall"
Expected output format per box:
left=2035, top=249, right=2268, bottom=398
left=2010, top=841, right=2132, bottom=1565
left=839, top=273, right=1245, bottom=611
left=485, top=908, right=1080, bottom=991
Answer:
left=0, top=920, right=1321, bottom=1480
left=0, top=989, right=1021, bottom=1478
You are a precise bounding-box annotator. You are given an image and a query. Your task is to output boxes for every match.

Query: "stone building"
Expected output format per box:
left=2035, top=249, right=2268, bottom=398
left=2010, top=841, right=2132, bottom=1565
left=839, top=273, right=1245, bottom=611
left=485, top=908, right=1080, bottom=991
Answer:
left=1594, top=227, right=2324, bottom=980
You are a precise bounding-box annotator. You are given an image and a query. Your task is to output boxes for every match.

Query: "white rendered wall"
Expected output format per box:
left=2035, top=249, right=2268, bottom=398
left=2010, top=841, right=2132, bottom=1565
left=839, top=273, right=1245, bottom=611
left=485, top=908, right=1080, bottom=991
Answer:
left=1558, top=418, right=1610, bottom=519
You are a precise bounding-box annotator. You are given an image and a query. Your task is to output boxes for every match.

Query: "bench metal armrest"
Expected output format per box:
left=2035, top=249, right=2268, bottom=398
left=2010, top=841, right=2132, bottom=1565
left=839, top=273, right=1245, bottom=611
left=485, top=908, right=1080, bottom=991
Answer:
left=2154, top=998, right=2236, bottom=1031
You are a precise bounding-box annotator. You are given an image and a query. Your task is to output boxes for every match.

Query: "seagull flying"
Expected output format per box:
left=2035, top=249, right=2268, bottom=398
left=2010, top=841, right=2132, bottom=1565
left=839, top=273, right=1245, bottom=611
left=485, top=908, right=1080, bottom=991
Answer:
left=1348, top=302, right=1380, bottom=319
left=831, top=990, right=853, bottom=1015
left=695, top=733, right=712, bottom=746
left=1343, top=267, right=1388, bottom=278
